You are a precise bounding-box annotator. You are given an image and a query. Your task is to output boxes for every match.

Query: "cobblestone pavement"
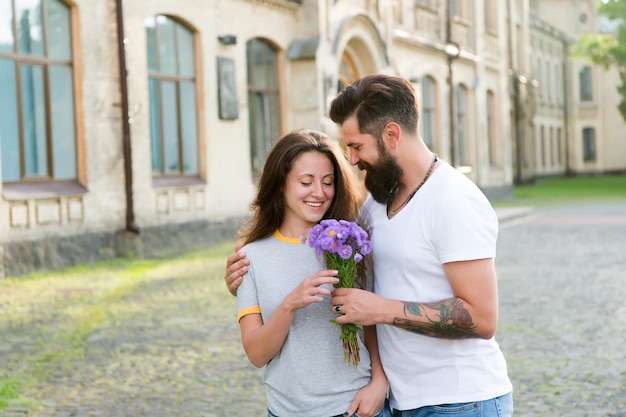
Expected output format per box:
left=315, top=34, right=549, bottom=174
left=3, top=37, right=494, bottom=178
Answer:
left=0, top=200, right=624, bottom=417
left=495, top=199, right=626, bottom=417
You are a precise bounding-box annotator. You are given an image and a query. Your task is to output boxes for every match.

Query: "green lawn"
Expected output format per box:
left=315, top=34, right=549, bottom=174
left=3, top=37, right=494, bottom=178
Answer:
left=493, top=174, right=626, bottom=207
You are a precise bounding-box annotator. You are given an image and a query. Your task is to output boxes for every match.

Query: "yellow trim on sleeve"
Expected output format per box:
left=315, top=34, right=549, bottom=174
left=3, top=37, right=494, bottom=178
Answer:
left=238, top=306, right=261, bottom=322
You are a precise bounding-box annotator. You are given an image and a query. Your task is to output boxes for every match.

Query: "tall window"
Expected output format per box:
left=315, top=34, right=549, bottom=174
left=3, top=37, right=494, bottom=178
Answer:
left=0, top=0, right=77, bottom=182
left=557, top=128, right=562, bottom=164
left=544, top=60, right=551, bottom=102
left=579, top=66, right=593, bottom=101
left=582, top=127, right=596, bottom=162
left=145, top=15, right=199, bottom=177
left=455, top=84, right=469, bottom=166
left=247, top=38, right=281, bottom=176
left=486, top=90, right=498, bottom=166
left=421, top=76, right=436, bottom=150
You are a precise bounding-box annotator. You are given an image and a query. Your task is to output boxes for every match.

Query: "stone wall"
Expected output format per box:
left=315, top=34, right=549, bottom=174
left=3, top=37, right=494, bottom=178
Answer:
left=2, top=218, right=243, bottom=278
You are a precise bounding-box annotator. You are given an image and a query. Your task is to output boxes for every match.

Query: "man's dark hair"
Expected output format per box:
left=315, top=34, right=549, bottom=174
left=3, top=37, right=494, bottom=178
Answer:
left=329, top=74, right=420, bottom=145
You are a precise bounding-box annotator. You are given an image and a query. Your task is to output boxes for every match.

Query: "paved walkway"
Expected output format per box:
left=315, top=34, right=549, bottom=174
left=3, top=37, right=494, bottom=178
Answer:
left=0, top=200, right=624, bottom=417
left=495, top=200, right=626, bottom=417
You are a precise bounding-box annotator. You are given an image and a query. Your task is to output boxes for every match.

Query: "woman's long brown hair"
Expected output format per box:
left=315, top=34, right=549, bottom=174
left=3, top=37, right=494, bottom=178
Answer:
left=237, top=129, right=362, bottom=246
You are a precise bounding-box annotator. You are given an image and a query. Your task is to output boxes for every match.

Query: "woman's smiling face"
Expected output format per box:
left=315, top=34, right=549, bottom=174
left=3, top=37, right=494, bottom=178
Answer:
left=282, top=151, right=335, bottom=234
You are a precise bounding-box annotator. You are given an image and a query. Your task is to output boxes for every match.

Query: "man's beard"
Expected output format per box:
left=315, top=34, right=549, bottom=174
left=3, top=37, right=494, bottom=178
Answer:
left=359, top=150, right=403, bottom=204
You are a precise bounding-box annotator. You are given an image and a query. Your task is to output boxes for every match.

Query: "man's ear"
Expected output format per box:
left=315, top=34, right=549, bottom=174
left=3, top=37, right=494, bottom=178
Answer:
left=384, top=122, right=401, bottom=149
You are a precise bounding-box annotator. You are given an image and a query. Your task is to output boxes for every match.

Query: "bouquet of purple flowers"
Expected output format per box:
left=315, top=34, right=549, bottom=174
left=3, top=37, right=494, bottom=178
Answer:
left=306, top=219, right=372, bottom=366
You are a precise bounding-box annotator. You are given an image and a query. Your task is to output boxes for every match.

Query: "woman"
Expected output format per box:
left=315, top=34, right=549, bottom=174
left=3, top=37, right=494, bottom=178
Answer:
left=236, top=129, right=389, bottom=417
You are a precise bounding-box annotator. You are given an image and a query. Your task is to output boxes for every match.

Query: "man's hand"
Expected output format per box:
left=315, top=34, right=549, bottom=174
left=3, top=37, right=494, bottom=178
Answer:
left=224, top=243, right=249, bottom=296
left=331, top=288, right=391, bottom=326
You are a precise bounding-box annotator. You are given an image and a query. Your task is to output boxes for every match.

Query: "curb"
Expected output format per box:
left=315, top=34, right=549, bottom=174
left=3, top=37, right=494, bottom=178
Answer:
left=495, top=206, right=534, bottom=224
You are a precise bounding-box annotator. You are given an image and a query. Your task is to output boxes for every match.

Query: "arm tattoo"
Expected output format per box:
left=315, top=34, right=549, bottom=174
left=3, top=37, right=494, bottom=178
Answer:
left=394, top=298, right=480, bottom=339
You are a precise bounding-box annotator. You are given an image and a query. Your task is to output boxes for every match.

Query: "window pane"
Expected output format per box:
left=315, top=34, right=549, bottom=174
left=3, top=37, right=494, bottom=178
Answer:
left=47, top=0, right=72, bottom=60
left=248, top=40, right=267, bottom=89
left=583, top=128, right=595, bottom=161
left=0, top=58, right=20, bottom=180
left=16, top=0, right=44, bottom=56
left=49, top=64, right=76, bottom=179
left=148, top=77, right=162, bottom=174
left=266, top=46, right=278, bottom=90
left=180, top=81, right=198, bottom=174
left=248, top=92, right=266, bottom=173
left=267, top=93, right=280, bottom=145
left=421, top=77, right=435, bottom=148
left=21, top=64, right=48, bottom=177
left=455, top=85, right=467, bottom=165
left=422, top=111, right=434, bottom=148
left=580, top=66, right=592, bottom=101
left=177, top=24, right=194, bottom=77
left=156, top=15, right=176, bottom=75
left=160, top=80, right=179, bottom=173
left=145, top=17, right=157, bottom=71
left=0, top=1, right=15, bottom=52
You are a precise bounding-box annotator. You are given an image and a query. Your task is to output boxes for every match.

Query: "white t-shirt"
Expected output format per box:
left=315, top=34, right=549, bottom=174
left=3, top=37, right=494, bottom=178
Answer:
left=361, top=161, right=512, bottom=410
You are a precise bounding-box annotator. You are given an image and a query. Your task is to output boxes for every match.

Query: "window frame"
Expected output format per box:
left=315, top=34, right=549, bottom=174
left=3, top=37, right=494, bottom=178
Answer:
left=579, top=66, right=593, bottom=102
left=582, top=127, right=596, bottom=162
left=0, top=0, right=84, bottom=190
left=145, top=14, right=202, bottom=180
left=246, top=38, right=283, bottom=178
left=486, top=90, right=499, bottom=167
left=421, top=76, right=437, bottom=151
left=455, top=83, right=469, bottom=166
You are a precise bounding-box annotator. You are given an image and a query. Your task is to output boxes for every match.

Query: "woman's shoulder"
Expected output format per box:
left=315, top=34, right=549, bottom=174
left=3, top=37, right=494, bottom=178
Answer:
left=240, top=235, right=274, bottom=255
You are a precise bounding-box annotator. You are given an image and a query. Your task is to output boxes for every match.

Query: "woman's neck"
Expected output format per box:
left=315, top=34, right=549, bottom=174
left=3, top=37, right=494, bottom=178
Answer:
left=278, top=222, right=316, bottom=240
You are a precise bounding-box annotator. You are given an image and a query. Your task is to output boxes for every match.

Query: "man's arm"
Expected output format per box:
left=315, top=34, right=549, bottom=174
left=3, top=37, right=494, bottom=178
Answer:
left=332, top=258, right=498, bottom=340
left=224, top=244, right=249, bottom=296
left=394, top=258, right=498, bottom=339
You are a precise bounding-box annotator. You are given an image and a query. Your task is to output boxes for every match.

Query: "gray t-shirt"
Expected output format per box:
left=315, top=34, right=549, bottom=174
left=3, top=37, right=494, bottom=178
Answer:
left=237, top=231, right=372, bottom=417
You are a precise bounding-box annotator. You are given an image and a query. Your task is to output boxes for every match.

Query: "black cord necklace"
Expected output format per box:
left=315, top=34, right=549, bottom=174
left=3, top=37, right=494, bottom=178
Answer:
left=388, top=153, right=438, bottom=217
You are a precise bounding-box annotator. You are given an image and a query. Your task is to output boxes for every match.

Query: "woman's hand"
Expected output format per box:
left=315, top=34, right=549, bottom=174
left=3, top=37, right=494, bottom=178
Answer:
left=346, top=375, right=388, bottom=417
left=224, top=244, right=248, bottom=296
left=281, top=270, right=339, bottom=312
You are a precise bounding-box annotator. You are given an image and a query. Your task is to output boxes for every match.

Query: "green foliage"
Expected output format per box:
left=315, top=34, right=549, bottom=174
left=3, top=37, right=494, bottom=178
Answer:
left=572, top=34, right=617, bottom=68
left=574, top=0, right=626, bottom=121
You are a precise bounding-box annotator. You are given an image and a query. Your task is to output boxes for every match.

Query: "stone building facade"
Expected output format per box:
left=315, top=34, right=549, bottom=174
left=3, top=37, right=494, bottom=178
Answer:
left=0, top=0, right=624, bottom=277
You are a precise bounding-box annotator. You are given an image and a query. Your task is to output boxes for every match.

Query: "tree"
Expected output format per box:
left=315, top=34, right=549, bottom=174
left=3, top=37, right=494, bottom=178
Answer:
left=573, top=0, right=626, bottom=121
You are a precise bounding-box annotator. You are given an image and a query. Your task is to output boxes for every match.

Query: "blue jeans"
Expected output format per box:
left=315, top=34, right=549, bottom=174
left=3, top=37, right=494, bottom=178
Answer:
left=391, top=393, right=513, bottom=417
left=268, top=398, right=392, bottom=417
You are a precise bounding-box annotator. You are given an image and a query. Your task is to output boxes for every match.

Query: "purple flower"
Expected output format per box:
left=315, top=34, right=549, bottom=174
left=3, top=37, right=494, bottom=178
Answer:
left=338, top=245, right=353, bottom=260
left=306, top=219, right=371, bottom=263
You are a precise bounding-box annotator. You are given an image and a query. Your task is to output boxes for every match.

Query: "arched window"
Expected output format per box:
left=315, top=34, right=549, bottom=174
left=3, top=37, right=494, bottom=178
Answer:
left=145, top=15, right=199, bottom=176
left=247, top=39, right=281, bottom=176
left=455, top=84, right=469, bottom=166
left=421, top=76, right=437, bottom=150
left=0, top=0, right=77, bottom=182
